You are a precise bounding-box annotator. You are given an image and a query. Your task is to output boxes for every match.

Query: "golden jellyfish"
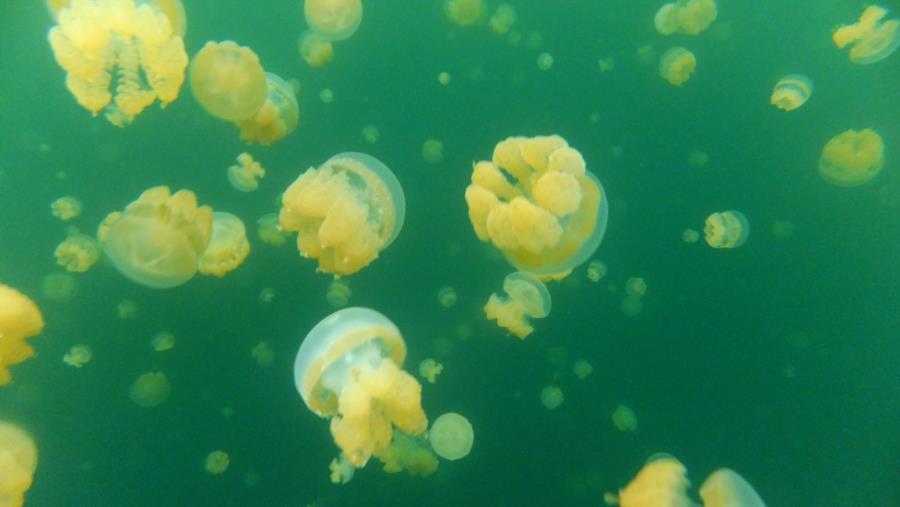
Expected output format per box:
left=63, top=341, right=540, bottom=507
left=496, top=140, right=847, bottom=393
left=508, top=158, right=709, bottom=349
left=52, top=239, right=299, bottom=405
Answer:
left=611, top=405, right=637, bottom=432
left=699, top=468, right=766, bottom=507
left=540, top=385, right=564, bottom=410
left=256, top=213, right=289, bottom=247
left=204, top=450, right=230, bottom=475
left=485, top=272, right=551, bottom=339
left=329, top=455, right=355, bottom=484
left=418, top=358, right=443, bottom=384
left=625, top=277, right=647, bottom=298
left=704, top=210, right=750, bottom=249
left=280, top=153, right=406, bottom=276
left=189, top=41, right=267, bottom=122
left=422, top=138, right=444, bottom=164
left=54, top=230, right=101, bottom=273
left=438, top=72, right=451, bottom=86
left=63, top=344, right=92, bottom=368
left=0, top=420, right=38, bottom=507
left=42, top=272, right=76, bottom=302
left=293, top=308, right=428, bottom=468
left=617, top=454, right=694, bottom=507
left=304, top=0, right=363, bottom=41
left=818, top=128, right=884, bottom=186
left=465, top=135, right=609, bottom=279
left=227, top=153, right=265, bottom=192
left=681, top=228, right=700, bottom=243
left=572, top=359, right=593, bottom=379
left=586, top=259, right=608, bottom=282
left=444, top=0, right=483, bottom=27
left=659, top=47, right=696, bottom=86
left=361, top=124, right=380, bottom=144
left=437, top=286, right=457, bottom=308
left=151, top=331, right=175, bottom=352
left=489, top=4, right=517, bottom=35
left=428, top=412, right=473, bottom=461
left=128, top=371, right=170, bottom=408
left=251, top=341, right=274, bottom=367
left=50, top=195, right=82, bottom=221
left=235, top=73, right=300, bottom=146
left=833, top=5, right=900, bottom=64
left=326, top=279, right=352, bottom=308
left=98, top=186, right=213, bottom=288
left=374, top=430, right=439, bottom=477
left=654, top=0, right=717, bottom=36
left=198, top=212, right=250, bottom=277
left=0, top=285, right=45, bottom=386
left=298, top=31, right=334, bottom=68
left=770, top=74, right=813, bottom=112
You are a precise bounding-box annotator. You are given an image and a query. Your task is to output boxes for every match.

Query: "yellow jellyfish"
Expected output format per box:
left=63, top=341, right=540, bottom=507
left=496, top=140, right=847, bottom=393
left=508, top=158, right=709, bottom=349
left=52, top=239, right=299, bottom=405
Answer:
left=374, top=431, right=439, bottom=477
left=586, top=259, right=608, bottom=282
left=418, top=358, right=443, bottom=384
left=704, top=210, right=750, bottom=249
left=189, top=41, right=267, bottom=122
left=47, top=0, right=189, bottom=126
left=625, top=277, right=647, bottom=298
left=235, top=73, right=299, bottom=146
left=465, top=135, right=609, bottom=279
left=444, top=0, right=483, bottom=27
left=681, top=228, right=700, bottom=243
left=329, top=454, right=355, bottom=484
left=422, top=139, right=444, bottom=164
left=293, top=308, right=427, bottom=468
left=833, top=5, right=900, bottom=64
left=280, top=152, right=406, bottom=276
left=540, top=385, right=564, bottom=409
left=437, top=286, right=457, bottom=308
left=654, top=0, right=717, bottom=36
left=818, top=128, right=884, bottom=187
left=50, top=195, right=82, bottom=221
left=128, top=371, right=171, bottom=408
left=304, top=0, right=363, bottom=41
left=299, top=31, right=334, bottom=68
left=485, top=272, right=551, bottom=339
left=151, top=331, right=175, bottom=352
left=537, top=52, right=555, bottom=70
left=659, top=47, right=696, bottom=86
left=699, top=468, right=766, bottom=507
left=0, top=285, right=45, bottom=386
left=770, top=74, right=813, bottom=112
left=42, top=272, right=76, bottom=302
left=618, top=454, right=694, bottom=507
left=572, top=359, right=593, bottom=379
left=437, top=72, right=451, bottom=86
left=361, top=124, right=380, bottom=144
left=227, top=153, right=265, bottom=192
left=98, top=186, right=213, bottom=288
left=611, top=405, right=637, bottom=432
left=117, top=299, right=138, bottom=319
left=0, top=420, right=38, bottom=506
left=489, top=4, right=516, bottom=35
left=428, top=412, right=473, bottom=461
left=204, top=450, right=230, bottom=475
left=198, top=212, right=250, bottom=277
left=256, top=213, right=289, bottom=247
left=63, top=344, right=92, bottom=368
left=326, top=279, right=352, bottom=308
left=251, top=341, right=274, bottom=367
left=54, top=230, right=101, bottom=273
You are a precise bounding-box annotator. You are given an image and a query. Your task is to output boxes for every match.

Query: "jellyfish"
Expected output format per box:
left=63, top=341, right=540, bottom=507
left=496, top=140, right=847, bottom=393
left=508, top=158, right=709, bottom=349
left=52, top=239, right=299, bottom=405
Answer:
left=280, top=153, right=406, bottom=276
left=484, top=272, right=551, bottom=339
left=128, top=371, right=170, bottom=408
left=251, top=341, right=274, bottom=367
left=572, top=359, right=593, bottom=379
left=329, top=454, right=355, bottom=484
left=198, top=212, right=250, bottom=278
left=540, top=385, right=564, bottom=409
left=228, top=153, right=265, bottom=192
left=50, top=195, right=82, bottom=221
left=611, top=405, right=637, bottom=432
left=444, top=0, right=483, bottom=27
left=621, top=295, right=644, bottom=317
left=117, top=299, right=138, bottom=319
left=422, top=139, right=444, bottom=164
left=438, top=72, right=451, bottom=86
left=63, top=344, right=92, bottom=368
left=42, top=272, right=76, bottom=302
left=235, top=73, right=299, bottom=146
left=0, top=420, right=38, bottom=506
left=375, top=430, right=439, bottom=477
left=189, top=41, right=267, bottom=122
left=636, top=45, right=656, bottom=66
left=319, top=88, right=335, bottom=103
left=654, top=0, right=717, bottom=36
left=699, top=468, right=766, bottom=507
left=704, top=210, right=750, bottom=249
left=659, top=47, right=696, bottom=86
left=818, top=128, right=884, bottom=186
left=304, top=0, right=363, bottom=41
left=418, top=359, right=443, bottom=384
left=151, top=331, right=175, bottom=352
left=688, top=150, right=709, bottom=167
left=681, top=229, right=700, bottom=243
left=586, top=259, right=608, bottom=282
left=293, top=308, right=428, bottom=469
left=465, top=135, right=609, bottom=279
left=299, top=30, right=334, bottom=68
left=259, top=287, right=276, bottom=304
left=437, top=286, right=457, bottom=308
left=255, top=213, right=288, bottom=247
left=361, top=124, right=380, bottom=144
left=618, top=454, right=694, bottom=507
left=0, top=285, right=45, bottom=386
left=326, top=280, right=352, bottom=308
left=833, top=5, right=899, bottom=64
left=98, top=186, right=213, bottom=288
left=54, top=230, right=101, bottom=273
left=597, top=57, right=615, bottom=72
left=428, top=412, right=473, bottom=461
left=625, top=277, right=647, bottom=298
left=47, top=0, right=189, bottom=126
left=770, top=74, right=813, bottom=112
left=537, top=52, right=555, bottom=70
left=204, top=450, right=230, bottom=475
left=489, top=4, right=516, bottom=35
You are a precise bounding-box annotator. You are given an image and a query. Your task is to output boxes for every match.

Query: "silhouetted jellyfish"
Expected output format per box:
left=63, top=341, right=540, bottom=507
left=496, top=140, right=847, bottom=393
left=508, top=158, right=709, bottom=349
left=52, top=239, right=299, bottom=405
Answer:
left=444, top=0, right=483, bottom=27
left=540, top=385, right=564, bottom=409
left=198, top=212, right=250, bottom=277
left=299, top=31, right=334, bottom=68
left=205, top=450, right=230, bottom=475
left=770, top=74, right=813, bottom=111
left=489, top=4, right=516, bottom=35
left=418, top=359, right=443, bottom=384
left=704, top=210, right=750, bottom=249
left=228, top=153, right=265, bottom=192
left=611, top=405, right=637, bottom=432
left=654, top=0, right=717, bottom=36
left=98, top=186, right=213, bottom=288
left=0, top=420, right=37, bottom=506
left=833, top=5, right=899, bottom=64
left=428, top=412, right=473, bottom=461
left=280, top=153, right=406, bottom=276
left=617, top=454, right=693, bottom=507
left=236, top=73, right=299, bottom=146
left=51, top=195, right=82, bottom=221
left=305, top=0, right=363, bottom=41
left=256, top=213, right=289, bottom=247
left=42, top=272, right=76, bottom=302
left=151, top=332, right=175, bottom=352
left=189, top=41, right=267, bottom=122
left=63, top=344, right=92, bottom=368
left=818, top=128, right=884, bottom=186
left=375, top=430, right=439, bottom=476
left=0, top=285, right=45, bottom=386
left=484, top=272, right=551, bottom=339
left=293, top=308, right=427, bottom=469
left=700, top=468, right=766, bottom=507
left=437, top=286, right=457, bottom=308
left=422, top=139, right=444, bottom=164
left=55, top=230, right=100, bottom=273
left=326, top=280, right=352, bottom=308
left=129, top=371, right=171, bottom=408
left=659, top=47, right=696, bottom=86
left=465, top=135, right=609, bottom=279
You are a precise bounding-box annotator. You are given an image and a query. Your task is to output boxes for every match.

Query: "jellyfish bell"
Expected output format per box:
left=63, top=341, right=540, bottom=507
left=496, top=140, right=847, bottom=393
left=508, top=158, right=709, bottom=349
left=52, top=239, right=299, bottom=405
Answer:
left=0, top=286, right=45, bottom=386
left=227, top=153, right=265, bottom=192
left=699, top=468, right=766, bottom=507
left=659, top=46, right=696, bottom=86
left=428, top=412, right=473, bottom=461
left=0, top=420, right=38, bottom=506
left=444, top=0, right=483, bottom=27
left=770, top=74, right=813, bottom=112
left=198, top=212, right=250, bottom=277
left=299, top=30, right=334, bottom=68
left=654, top=0, right=717, bottom=36
left=818, top=129, right=884, bottom=186
left=704, top=210, right=750, bottom=249
left=236, top=72, right=300, bottom=146
left=485, top=272, right=551, bottom=339
left=304, top=0, right=363, bottom=41
left=833, top=5, right=900, bottom=64
left=189, top=41, right=267, bottom=122
left=618, top=453, right=695, bottom=507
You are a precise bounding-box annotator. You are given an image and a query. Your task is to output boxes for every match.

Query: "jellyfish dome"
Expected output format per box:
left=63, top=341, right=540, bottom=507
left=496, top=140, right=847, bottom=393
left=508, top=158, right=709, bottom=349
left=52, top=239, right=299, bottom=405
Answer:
left=304, top=0, right=363, bottom=41
left=484, top=271, right=551, bottom=339
left=699, top=468, right=766, bottom=507
left=129, top=371, right=171, bottom=408
left=280, top=152, right=406, bottom=276
left=198, top=212, right=250, bottom=277
left=704, top=210, right=750, bottom=249
left=818, top=128, right=884, bottom=186
left=618, top=454, right=694, bottom=507
left=428, top=412, right=473, bottom=461
left=54, top=231, right=101, bottom=273
left=770, top=74, right=813, bottom=111
left=833, top=5, right=899, bottom=64
left=294, top=308, right=427, bottom=468
left=0, top=285, right=45, bottom=386
left=465, top=135, right=608, bottom=280
left=299, top=30, right=335, bottom=68
left=0, top=420, right=38, bottom=506
left=654, top=0, right=717, bottom=36
left=189, top=41, right=267, bottom=122
left=659, top=47, right=696, bottom=86
left=235, top=73, right=300, bottom=146
left=227, top=153, right=265, bottom=192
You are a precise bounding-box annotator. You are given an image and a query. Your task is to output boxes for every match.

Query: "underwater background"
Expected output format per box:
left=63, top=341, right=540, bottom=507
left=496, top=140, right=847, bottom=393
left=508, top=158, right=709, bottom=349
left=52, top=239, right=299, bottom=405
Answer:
left=1, top=0, right=899, bottom=505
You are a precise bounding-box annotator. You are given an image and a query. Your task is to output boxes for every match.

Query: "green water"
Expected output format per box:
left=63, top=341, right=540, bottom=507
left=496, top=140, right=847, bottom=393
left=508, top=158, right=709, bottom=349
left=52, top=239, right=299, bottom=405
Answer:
left=1, top=0, right=899, bottom=505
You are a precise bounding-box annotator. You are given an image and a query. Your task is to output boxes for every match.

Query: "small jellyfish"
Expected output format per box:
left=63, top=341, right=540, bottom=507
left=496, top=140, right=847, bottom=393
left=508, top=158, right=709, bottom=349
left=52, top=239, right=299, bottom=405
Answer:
left=129, top=371, right=171, bottom=408
left=361, top=124, right=380, bottom=144
left=189, top=41, right=267, bottom=122
left=624, top=277, right=647, bottom=298
left=63, top=344, right=92, bottom=368
left=117, top=299, right=138, bottom=319
left=258, top=287, right=276, bottom=304
left=251, top=341, right=274, bottom=367
left=770, top=74, right=813, bottom=111
left=374, top=430, right=439, bottom=477
left=833, top=5, right=899, bottom=65
left=572, top=359, right=593, bottom=379
left=325, top=279, right=352, bottom=308
left=438, top=72, right=451, bottom=86
left=540, top=385, right=564, bottom=410
left=659, top=47, right=696, bottom=86
left=319, top=88, right=334, bottom=103
left=597, top=57, right=615, bottom=72
left=204, top=450, right=230, bottom=475
left=654, top=0, right=717, bottom=36
left=485, top=272, right=551, bottom=339
left=611, top=405, right=637, bottom=432
left=636, top=45, right=656, bottom=65
left=227, top=153, right=265, bottom=192
left=256, top=213, right=289, bottom=247
left=437, top=286, right=458, bottom=308
left=681, top=228, right=700, bottom=243
left=618, top=454, right=693, bottom=507
left=0, top=420, right=38, bottom=506
left=422, top=138, right=444, bottom=164
left=280, top=153, right=406, bottom=276
left=704, top=210, right=750, bottom=249
left=688, top=150, right=710, bottom=167
left=235, top=73, right=299, bottom=146
left=428, top=412, right=473, bottom=461
left=700, top=468, right=766, bottom=507
left=444, top=0, right=483, bottom=27
left=586, top=259, right=608, bottom=282
left=818, top=128, right=884, bottom=187
left=0, top=285, right=45, bottom=385
left=54, top=230, right=101, bottom=273
left=42, top=272, right=76, bottom=302
left=621, top=295, right=644, bottom=318
left=50, top=196, right=82, bottom=221
left=304, top=0, right=363, bottom=41
left=537, top=52, right=554, bottom=70
left=489, top=4, right=516, bottom=35
left=772, top=220, right=794, bottom=239
left=299, top=30, right=334, bottom=68
left=198, top=212, right=250, bottom=278
left=151, top=332, right=175, bottom=352
left=418, top=358, right=443, bottom=384
left=329, top=454, right=355, bottom=484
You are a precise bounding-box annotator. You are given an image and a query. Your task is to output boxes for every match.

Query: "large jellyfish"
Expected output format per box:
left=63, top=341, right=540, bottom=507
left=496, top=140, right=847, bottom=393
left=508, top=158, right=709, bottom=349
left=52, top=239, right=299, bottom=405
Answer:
left=484, top=271, right=551, bottom=339
left=770, top=74, right=813, bottom=111
left=47, top=0, right=189, bottom=126
left=0, top=286, right=45, bottom=386
left=0, top=420, right=38, bottom=506
left=654, top=0, right=717, bottom=35
left=98, top=186, right=213, bottom=288
left=704, top=210, right=750, bottom=249
left=198, top=212, right=250, bottom=277
left=659, top=47, right=696, bottom=86
left=235, top=73, right=299, bottom=146
left=304, top=0, right=363, bottom=41
left=54, top=230, right=101, bottom=272
left=294, top=308, right=427, bottom=470
left=465, top=135, right=609, bottom=279
left=428, top=412, right=473, bottom=461
left=280, top=153, right=406, bottom=276
left=833, top=5, right=899, bottom=64
left=189, top=41, right=267, bottom=122
left=227, top=153, right=265, bottom=192
left=818, top=128, right=884, bottom=186
left=699, top=469, right=766, bottom=507
left=617, top=454, right=694, bottom=507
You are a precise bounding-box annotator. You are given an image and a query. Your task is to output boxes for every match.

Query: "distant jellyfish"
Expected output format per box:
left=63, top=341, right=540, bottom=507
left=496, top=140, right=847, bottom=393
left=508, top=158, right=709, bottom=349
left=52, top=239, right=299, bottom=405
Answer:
left=833, top=5, right=900, bottom=64
left=444, top=0, right=483, bottom=27
left=654, top=0, right=717, bottom=36
left=659, top=47, right=696, bottom=86
left=325, top=279, right=352, bottom=308
left=618, top=454, right=693, bottom=506
left=597, top=57, right=615, bottom=72
left=298, top=30, right=334, bottom=68
left=772, top=220, right=794, bottom=239
left=63, top=344, right=92, bottom=368
left=688, top=150, right=710, bottom=167
left=54, top=230, right=101, bottom=273
left=818, top=128, right=884, bottom=186
left=636, top=45, right=656, bottom=65
left=258, top=287, right=276, bottom=304
left=770, top=74, right=813, bottom=111
left=251, top=341, right=274, bottom=367
left=235, top=73, right=299, bottom=146
left=117, top=299, right=138, bottom=319
left=704, top=210, right=750, bottom=249
left=329, top=455, right=355, bottom=484
left=586, top=259, right=608, bottom=282
left=621, top=295, right=644, bottom=318
left=700, top=468, right=766, bottom=507
left=361, top=124, right=380, bottom=144
left=489, top=4, right=516, bottom=35
left=51, top=196, right=82, bottom=221
left=537, top=52, right=554, bottom=70
left=428, top=412, right=473, bottom=461
left=681, top=228, right=700, bottom=243
left=319, top=88, right=334, bottom=103
left=437, top=286, right=458, bottom=308
left=438, top=72, right=451, bottom=86
left=189, top=41, right=267, bottom=122
left=305, top=0, right=363, bottom=41
left=374, top=430, right=439, bottom=477
left=129, top=371, right=171, bottom=408
left=540, top=385, right=564, bottom=409
left=484, top=272, right=551, bottom=339
left=422, top=138, right=444, bottom=164
left=151, top=332, right=175, bottom=352
left=0, top=285, right=45, bottom=386
left=572, top=359, right=593, bottom=379
left=42, top=272, right=76, bottom=302
left=205, top=450, right=230, bottom=475
left=198, top=212, right=250, bottom=277
left=611, top=405, right=637, bottom=432
left=625, top=277, right=647, bottom=298
left=0, top=420, right=38, bottom=506
left=228, top=153, right=265, bottom=192
left=256, top=213, right=289, bottom=247
left=418, top=358, right=444, bottom=384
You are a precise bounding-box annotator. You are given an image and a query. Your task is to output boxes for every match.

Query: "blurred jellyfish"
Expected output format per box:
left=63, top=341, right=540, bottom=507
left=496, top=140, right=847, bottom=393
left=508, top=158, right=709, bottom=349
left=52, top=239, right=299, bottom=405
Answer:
left=444, top=0, right=483, bottom=27
left=437, top=286, right=458, bottom=308
left=326, top=279, right=352, bottom=308
left=0, top=420, right=38, bottom=506
left=256, top=213, right=289, bottom=247
left=117, top=299, right=138, bottom=319
left=654, top=0, right=717, bottom=35
left=189, top=41, right=267, bottom=122
left=489, top=4, right=516, bottom=35
left=659, top=47, right=696, bottom=86
left=611, top=405, right=637, bottom=432
left=258, top=287, right=276, bottom=304
left=422, top=138, right=444, bottom=164
left=625, top=277, right=647, bottom=298
left=50, top=196, right=82, bottom=221
left=772, top=220, right=795, bottom=240
left=681, top=228, right=700, bottom=243
left=235, top=73, right=299, bottom=146
left=329, top=454, right=355, bottom=484
left=704, top=210, right=750, bottom=249
left=618, top=454, right=693, bottom=506
left=228, top=153, right=265, bottom=192
left=540, top=385, right=564, bottom=409
left=770, top=74, right=813, bottom=111
left=0, top=286, right=44, bottom=385
left=63, top=344, right=92, bottom=368
left=251, top=341, right=274, bottom=367
left=818, top=128, right=884, bottom=186
left=537, top=52, right=554, bottom=70
left=205, top=450, right=230, bottom=475
left=699, top=468, right=766, bottom=507
left=428, top=412, right=473, bottom=461
left=438, top=72, right=451, bottom=86
left=305, top=0, right=363, bottom=41
left=198, top=212, right=250, bottom=277
left=621, top=295, right=644, bottom=318
left=572, top=359, right=593, bottom=379
left=597, top=57, right=615, bottom=72
left=41, top=272, right=76, bottom=302
left=586, top=259, right=608, bottom=282
left=374, top=430, right=439, bottom=477
left=55, top=230, right=101, bottom=273
left=833, top=5, right=899, bottom=64
left=280, top=153, right=406, bottom=276
left=485, top=272, right=551, bottom=339
left=299, top=30, right=334, bottom=68
left=151, top=332, right=175, bottom=352
left=361, top=124, right=380, bottom=144
left=636, top=44, right=656, bottom=65
left=688, top=150, right=710, bottom=167
left=418, top=359, right=443, bottom=384
left=129, top=371, right=171, bottom=408
left=319, top=88, right=334, bottom=103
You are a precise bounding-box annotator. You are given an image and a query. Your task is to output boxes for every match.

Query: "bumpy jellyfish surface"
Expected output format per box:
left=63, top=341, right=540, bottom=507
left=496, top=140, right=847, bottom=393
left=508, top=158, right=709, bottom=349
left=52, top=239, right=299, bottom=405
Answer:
left=227, top=153, right=265, bottom=192
left=484, top=271, right=551, bottom=339
left=235, top=73, right=299, bottom=146
left=189, top=41, right=267, bottom=122
left=280, top=153, right=406, bottom=276
left=428, top=412, right=473, bottom=461
left=299, top=31, right=334, bottom=68
left=98, top=186, right=213, bottom=288
left=54, top=231, right=101, bottom=272
left=0, top=420, right=38, bottom=506
left=659, top=47, right=696, bottom=86
left=699, top=468, right=766, bottom=507
left=465, top=135, right=608, bottom=279
left=654, top=0, right=717, bottom=36
left=294, top=308, right=427, bottom=468
left=618, top=454, right=695, bottom=507
left=198, top=212, right=250, bottom=277
left=818, top=128, right=884, bottom=186
left=0, top=286, right=45, bottom=386
left=770, top=74, right=813, bottom=111
left=833, top=6, right=900, bottom=64
left=374, top=430, right=439, bottom=477
left=444, top=0, right=483, bottom=27
left=47, top=0, right=189, bottom=126
left=304, top=0, right=363, bottom=41
left=704, top=210, right=750, bottom=249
